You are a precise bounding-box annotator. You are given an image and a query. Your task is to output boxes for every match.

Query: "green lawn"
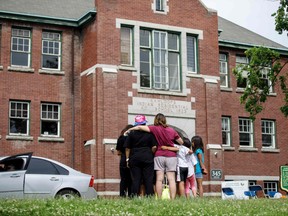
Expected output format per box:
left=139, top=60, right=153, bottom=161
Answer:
left=0, top=197, right=287, bottom=216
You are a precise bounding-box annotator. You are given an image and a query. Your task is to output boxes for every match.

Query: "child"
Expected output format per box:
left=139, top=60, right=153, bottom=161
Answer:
left=161, top=137, right=195, bottom=197
left=192, top=135, right=207, bottom=197
left=185, top=139, right=198, bottom=198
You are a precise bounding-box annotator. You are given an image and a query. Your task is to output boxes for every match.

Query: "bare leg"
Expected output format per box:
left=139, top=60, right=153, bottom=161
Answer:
left=196, top=178, right=203, bottom=197
left=178, top=181, right=185, bottom=197
left=166, top=171, right=176, bottom=199
left=155, top=170, right=164, bottom=198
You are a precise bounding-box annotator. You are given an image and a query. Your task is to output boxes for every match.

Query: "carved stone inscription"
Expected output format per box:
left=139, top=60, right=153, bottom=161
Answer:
left=129, top=97, right=195, bottom=118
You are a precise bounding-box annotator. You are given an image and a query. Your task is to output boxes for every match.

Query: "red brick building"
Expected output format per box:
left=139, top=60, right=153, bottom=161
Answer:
left=0, top=0, right=287, bottom=197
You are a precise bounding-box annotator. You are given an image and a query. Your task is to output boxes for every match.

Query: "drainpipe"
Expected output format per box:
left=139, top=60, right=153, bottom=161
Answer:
left=71, top=29, right=75, bottom=168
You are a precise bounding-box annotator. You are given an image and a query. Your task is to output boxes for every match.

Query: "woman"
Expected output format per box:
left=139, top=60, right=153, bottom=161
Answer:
left=124, top=115, right=157, bottom=197
left=116, top=124, right=133, bottom=197
left=192, top=135, right=207, bottom=197
left=126, top=113, right=183, bottom=199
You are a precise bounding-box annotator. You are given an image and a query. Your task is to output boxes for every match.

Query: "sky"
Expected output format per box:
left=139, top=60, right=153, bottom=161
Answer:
left=201, top=0, right=288, bottom=47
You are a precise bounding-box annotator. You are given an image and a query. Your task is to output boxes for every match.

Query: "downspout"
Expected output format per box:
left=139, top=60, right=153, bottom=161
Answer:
left=71, top=29, right=75, bottom=168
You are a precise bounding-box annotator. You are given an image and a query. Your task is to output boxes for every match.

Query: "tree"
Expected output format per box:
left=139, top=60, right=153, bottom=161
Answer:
left=233, top=1, right=288, bottom=121
left=272, top=0, right=288, bottom=34
left=233, top=47, right=288, bottom=121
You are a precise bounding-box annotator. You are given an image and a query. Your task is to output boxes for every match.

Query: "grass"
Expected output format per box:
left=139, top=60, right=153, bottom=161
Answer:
left=0, top=197, right=287, bottom=216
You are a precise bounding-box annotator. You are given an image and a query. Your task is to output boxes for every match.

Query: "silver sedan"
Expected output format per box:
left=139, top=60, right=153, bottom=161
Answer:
left=0, top=152, right=97, bottom=199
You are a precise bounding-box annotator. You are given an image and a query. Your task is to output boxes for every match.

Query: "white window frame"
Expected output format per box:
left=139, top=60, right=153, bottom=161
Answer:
left=219, top=53, right=228, bottom=87
left=11, top=28, right=31, bottom=67
left=153, top=0, right=168, bottom=14
left=9, top=101, right=30, bottom=136
left=222, top=116, right=231, bottom=146
left=236, top=55, right=249, bottom=89
left=120, top=26, right=133, bottom=66
left=261, top=120, right=276, bottom=148
left=42, top=31, right=61, bottom=70
left=140, top=29, right=180, bottom=91
left=187, top=35, right=198, bottom=73
left=41, top=103, right=61, bottom=137
left=260, top=67, right=273, bottom=93
left=264, top=181, right=278, bottom=195
left=238, top=118, right=253, bottom=147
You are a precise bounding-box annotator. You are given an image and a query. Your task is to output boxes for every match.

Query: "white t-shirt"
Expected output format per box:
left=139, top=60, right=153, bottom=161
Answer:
left=174, top=144, right=198, bottom=177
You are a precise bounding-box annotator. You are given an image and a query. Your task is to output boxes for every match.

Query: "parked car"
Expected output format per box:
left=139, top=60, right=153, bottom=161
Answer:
left=0, top=152, right=97, bottom=199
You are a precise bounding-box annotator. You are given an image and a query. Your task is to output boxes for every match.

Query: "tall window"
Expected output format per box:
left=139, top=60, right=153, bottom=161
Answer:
left=120, top=26, right=133, bottom=66
left=9, top=101, right=30, bottom=135
left=42, top=31, right=61, bottom=70
left=238, top=118, right=253, bottom=147
left=140, top=29, right=180, bottom=91
left=222, top=117, right=231, bottom=146
left=41, top=103, right=61, bottom=137
left=260, top=67, right=273, bottom=93
left=187, top=35, right=198, bottom=73
left=261, top=120, right=275, bottom=148
left=11, top=28, right=31, bottom=67
left=219, top=53, right=228, bottom=87
left=236, top=55, right=249, bottom=88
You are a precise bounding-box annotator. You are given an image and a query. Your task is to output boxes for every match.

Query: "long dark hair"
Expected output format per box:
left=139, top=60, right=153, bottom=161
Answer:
left=191, top=135, right=204, bottom=153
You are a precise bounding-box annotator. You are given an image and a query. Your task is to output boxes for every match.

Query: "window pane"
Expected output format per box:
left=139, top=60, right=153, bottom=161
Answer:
left=140, top=30, right=150, bottom=47
left=41, top=121, right=58, bottom=135
left=121, top=27, right=132, bottom=65
left=11, top=52, right=29, bottom=66
left=42, top=55, right=59, bottom=69
left=168, top=52, right=179, bottom=90
left=140, top=49, right=151, bottom=88
left=168, top=33, right=178, bottom=51
left=187, top=35, right=196, bottom=72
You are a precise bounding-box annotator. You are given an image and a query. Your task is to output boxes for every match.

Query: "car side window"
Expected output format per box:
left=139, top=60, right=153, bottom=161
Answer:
left=26, top=158, right=69, bottom=175
left=26, top=158, right=59, bottom=174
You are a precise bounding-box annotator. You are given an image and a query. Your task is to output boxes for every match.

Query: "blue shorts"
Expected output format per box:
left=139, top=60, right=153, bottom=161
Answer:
left=195, top=172, right=203, bottom=179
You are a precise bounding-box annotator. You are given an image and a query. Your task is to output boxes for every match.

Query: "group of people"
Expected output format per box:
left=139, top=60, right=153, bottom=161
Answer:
left=116, top=113, right=207, bottom=199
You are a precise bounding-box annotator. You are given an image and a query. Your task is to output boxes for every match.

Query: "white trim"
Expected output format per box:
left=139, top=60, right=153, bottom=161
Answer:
left=94, top=179, right=120, bottom=183
left=225, top=175, right=279, bottom=181
left=84, top=139, right=96, bottom=146
left=116, top=18, right=203, bottom=39
left=80, top=64, right=118, bottom=76
left=102, top=139, right=117, bottom=145
left=206, top=144, right=222, bottom=150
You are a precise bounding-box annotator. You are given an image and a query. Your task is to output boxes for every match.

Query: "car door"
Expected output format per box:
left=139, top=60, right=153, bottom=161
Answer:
left=24, top=158, right=63, bottom=198
left=0, top=152, right=32, bottom=198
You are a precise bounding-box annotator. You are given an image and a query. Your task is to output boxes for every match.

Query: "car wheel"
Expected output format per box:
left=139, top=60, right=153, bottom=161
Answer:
left=56, top=189, right=80, bottom=199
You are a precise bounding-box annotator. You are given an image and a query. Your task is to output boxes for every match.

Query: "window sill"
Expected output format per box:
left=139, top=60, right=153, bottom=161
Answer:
left=0, top=65, right=3, bottom=70
left=223, top=146, right=235, bottom=151
left=8, top=66, right=34, bottom=73
left=137, top=88, right=187, bottom=97
left=261, top=148, right=280, bottom=153
left=118, top=65, right=137, bottom=72
left=238, top=147, right=258, bottom=152
left=39, top=69, right=65, bottom=75
left=38, top=136, right=64, bottom=142
left=6, top=135, right=33, bottom=141
left=220, top=87, right=233, bottom=92
left=236, top=88, right=245, bottom=93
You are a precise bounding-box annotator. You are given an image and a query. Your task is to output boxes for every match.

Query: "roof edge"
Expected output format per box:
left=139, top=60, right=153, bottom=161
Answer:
left=219, top=39, right=288, bottom=56
left=0, top=10, right=96, bottom=27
